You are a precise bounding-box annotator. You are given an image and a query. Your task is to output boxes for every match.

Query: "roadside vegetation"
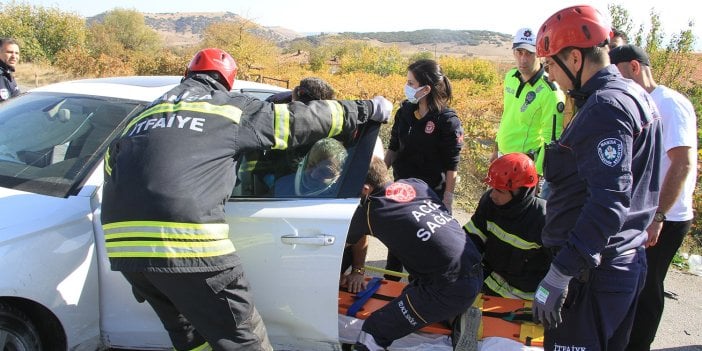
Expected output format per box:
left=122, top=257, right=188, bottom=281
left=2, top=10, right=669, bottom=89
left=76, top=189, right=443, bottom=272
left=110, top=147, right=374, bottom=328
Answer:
left=2, top=2, right=701, bottom=256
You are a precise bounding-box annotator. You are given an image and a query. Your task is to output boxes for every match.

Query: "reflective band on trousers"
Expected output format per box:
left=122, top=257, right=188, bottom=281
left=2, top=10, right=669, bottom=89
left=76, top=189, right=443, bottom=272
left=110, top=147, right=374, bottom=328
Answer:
left=103, top=221, right=235, bottom=259
left=484, top=271, right=534, bottom=301
left=485, top=221, right=542, bottom=250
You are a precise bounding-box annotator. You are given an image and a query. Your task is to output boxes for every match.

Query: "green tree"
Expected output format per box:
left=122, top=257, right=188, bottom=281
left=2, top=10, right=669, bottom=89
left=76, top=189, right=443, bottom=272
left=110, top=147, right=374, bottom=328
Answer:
left=608, top=4, right=635, bottom=37
left=0, top=2, right=86, bottom=63
left=341, top=43, right=404, bottom=76
left=201, top=19, right=279, bottom=79
left=408, top=51, right=434, bottom=63
left=87, top=8, right=162, bottom=59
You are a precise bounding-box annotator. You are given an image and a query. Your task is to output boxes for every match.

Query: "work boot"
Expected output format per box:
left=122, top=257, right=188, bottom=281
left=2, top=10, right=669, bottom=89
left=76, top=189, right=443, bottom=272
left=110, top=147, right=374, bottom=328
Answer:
left=452, top=306, right=481, bottom=351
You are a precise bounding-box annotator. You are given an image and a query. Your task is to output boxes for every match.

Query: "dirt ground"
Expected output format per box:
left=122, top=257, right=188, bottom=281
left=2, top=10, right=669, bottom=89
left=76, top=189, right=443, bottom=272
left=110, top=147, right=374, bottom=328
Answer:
left=364, top=209, right=702, bottom=351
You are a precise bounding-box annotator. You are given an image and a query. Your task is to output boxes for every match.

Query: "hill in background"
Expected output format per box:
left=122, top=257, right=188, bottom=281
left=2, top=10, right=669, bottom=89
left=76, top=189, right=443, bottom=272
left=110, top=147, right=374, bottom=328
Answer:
left=105, top=12, right=514, bottom=61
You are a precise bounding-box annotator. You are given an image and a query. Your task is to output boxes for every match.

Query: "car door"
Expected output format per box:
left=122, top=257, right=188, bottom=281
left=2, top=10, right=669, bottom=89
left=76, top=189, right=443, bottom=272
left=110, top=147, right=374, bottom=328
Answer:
left=227, top=122, right=381, bottom=350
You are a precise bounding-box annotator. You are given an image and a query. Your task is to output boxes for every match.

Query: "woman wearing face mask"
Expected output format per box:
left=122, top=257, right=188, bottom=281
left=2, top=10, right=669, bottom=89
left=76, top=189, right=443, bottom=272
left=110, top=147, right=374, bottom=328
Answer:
left=383, top=59, right=464, bottom=281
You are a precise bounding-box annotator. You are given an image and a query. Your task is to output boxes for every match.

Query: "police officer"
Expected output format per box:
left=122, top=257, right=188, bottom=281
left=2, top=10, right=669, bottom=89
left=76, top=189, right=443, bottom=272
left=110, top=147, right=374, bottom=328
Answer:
left=533, top=6, right=662, bottom=351
left=0, top=38, right=20, bottom=102
left=101, top=48, right=391, bottom=351
left=492, top=28, right=566, bottom=198
left=463, top=153, right=550, bottom=301
left=347, top=157, right=482, bottom=351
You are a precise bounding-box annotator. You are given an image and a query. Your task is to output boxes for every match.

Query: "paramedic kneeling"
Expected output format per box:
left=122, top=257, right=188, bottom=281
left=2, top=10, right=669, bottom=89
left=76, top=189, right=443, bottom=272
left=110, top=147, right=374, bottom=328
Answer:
left=346, top=157, right=482, bottom=351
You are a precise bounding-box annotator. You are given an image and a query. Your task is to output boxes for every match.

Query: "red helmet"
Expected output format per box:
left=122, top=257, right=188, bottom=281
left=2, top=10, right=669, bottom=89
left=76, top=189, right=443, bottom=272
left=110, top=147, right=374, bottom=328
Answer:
left=484, top=153, right=538, bottom=191
left=536, top=5, right=612, bottom=57
left=187, top=48, right=238, bottom=90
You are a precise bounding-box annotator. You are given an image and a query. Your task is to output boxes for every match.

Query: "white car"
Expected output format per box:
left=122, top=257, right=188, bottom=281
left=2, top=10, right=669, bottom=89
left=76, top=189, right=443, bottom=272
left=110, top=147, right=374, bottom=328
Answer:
left=0, top=76, right=382, bottom=350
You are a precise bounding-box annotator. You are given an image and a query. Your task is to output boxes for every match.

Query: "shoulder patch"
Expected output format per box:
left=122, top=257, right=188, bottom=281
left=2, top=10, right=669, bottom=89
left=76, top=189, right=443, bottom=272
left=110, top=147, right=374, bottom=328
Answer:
left=597, top=138, right=624, bottom=167
left=0, top=89, right=8, bottom=100
left=543, top=76, right=558, bottom=91
left=557, top=101, right=565, bottom=113
left=385, top=182, right=416, bottom=203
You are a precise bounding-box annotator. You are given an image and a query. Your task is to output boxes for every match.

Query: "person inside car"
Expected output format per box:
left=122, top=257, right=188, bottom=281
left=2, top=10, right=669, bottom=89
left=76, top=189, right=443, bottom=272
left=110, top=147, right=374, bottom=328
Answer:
left=273, top=137, right=348, bottom=197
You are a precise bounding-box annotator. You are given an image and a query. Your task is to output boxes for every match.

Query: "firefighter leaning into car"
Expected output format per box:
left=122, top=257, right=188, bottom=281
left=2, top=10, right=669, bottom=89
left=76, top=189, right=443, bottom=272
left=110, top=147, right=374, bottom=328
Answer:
left=532, top=6, right=662, bottom=351
left=463, top=152, right=551, bottom=301
left=100, top=48, right=392, bottom=351
left=346, top=157, right=483, bottom=351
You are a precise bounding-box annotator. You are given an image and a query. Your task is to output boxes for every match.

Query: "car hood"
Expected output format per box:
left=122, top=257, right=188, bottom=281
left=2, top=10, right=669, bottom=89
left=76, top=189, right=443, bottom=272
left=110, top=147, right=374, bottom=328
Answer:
left=0, top=187, right=90, bottom=241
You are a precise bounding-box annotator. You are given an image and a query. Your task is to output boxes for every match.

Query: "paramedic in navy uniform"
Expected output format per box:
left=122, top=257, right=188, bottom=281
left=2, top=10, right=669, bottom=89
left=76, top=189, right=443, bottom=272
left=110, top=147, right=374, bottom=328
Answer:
left=346, top=157, right=482, bottom=351
left=533, top=5, right=662, bottom=351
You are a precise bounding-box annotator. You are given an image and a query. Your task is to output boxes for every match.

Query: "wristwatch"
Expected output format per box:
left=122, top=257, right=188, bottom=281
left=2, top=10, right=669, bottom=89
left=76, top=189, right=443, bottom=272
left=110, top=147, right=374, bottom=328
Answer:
left=351, top=266, right=365, bottom=275
left=653, top=211, right=666, bottom=223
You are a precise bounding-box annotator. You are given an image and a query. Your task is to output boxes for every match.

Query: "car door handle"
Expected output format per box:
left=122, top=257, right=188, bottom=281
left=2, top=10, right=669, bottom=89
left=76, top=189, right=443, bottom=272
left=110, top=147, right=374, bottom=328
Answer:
left=280, top=234, right=336, bottom=246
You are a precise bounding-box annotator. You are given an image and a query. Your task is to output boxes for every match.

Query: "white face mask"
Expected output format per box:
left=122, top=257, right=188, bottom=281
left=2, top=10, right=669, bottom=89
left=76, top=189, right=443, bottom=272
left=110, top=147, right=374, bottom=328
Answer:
left=404, top=84, right=427, bottom=104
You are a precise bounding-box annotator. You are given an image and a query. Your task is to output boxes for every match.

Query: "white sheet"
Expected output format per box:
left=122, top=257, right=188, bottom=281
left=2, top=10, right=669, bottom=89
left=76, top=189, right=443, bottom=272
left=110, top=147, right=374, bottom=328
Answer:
left=339, top=314, right=544, bottom=351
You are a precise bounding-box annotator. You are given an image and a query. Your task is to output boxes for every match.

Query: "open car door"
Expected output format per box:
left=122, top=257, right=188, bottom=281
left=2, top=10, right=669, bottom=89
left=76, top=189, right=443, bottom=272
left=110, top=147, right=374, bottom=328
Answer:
left=226, top=122, right=381, bottom=350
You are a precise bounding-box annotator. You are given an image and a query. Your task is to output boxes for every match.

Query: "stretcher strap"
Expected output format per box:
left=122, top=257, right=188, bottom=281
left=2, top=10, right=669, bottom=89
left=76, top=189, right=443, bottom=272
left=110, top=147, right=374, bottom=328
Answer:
left=346, top=277, right=383, bottom=317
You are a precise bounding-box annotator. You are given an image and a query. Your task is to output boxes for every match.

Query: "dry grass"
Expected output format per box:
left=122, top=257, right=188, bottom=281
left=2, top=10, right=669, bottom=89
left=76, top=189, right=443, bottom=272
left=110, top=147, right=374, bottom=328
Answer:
left=14, top=62, right=77, bottom=90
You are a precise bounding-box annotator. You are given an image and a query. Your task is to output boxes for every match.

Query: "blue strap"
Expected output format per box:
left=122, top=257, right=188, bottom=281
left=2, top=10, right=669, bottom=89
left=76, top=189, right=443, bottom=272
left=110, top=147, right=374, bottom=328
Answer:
left=346, top=277, right=383, bottom=317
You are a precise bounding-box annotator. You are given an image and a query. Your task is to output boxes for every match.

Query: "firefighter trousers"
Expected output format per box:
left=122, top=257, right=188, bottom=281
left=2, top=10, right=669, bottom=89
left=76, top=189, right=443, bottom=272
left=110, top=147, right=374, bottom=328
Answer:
left=122, top=265, right=272, bottom=351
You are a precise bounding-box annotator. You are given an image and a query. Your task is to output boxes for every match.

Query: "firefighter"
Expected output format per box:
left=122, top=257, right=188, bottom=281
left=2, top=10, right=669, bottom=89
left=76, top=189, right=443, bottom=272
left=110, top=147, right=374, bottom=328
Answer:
left=101, top=48, right=391, bottom=351
left=346, top=157, right=483, bottom=351
left=534, top=6, right=662, bottom=351
left=463, top=152, right=551, bottom=301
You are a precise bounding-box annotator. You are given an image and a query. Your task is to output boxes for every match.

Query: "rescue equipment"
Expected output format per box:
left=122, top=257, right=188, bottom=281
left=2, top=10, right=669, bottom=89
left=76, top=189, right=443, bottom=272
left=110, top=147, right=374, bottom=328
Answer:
left=339, top=277, right=544, bottom=346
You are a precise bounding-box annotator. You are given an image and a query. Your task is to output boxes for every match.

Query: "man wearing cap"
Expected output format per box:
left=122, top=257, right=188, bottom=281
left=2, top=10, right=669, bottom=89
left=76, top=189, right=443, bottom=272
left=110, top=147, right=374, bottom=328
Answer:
left=610, top=44, right=698, bottom=351
left=492, top=27, right=566, bottom=199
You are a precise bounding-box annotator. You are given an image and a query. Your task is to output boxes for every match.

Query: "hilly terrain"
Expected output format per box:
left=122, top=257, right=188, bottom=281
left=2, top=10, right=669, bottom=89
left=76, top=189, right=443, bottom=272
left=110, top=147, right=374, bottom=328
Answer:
left=114, top=12, right=514, bottom=62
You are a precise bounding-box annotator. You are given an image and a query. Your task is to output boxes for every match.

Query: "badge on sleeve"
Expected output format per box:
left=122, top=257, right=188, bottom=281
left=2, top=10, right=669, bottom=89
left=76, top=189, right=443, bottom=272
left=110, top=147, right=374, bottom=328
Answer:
left=597, top=138, right=624, bottom=167
left=385, top=182, right=416, bottom=203
left=0, top=89, right=8, bottom=100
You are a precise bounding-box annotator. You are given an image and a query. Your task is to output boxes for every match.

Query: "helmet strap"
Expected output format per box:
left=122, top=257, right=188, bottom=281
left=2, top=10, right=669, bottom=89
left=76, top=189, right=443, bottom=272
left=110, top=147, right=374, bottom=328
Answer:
left=552, top=50, right=584, bottom=94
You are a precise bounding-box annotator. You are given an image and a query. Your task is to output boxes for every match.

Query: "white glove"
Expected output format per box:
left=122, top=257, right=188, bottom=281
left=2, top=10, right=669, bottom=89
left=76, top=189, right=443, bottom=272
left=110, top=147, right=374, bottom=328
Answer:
left=370, top=96, right=392, bottom=123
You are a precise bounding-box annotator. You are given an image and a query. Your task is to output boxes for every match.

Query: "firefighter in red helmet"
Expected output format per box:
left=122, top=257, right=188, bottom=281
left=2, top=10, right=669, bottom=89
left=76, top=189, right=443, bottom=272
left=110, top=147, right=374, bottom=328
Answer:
left=101, top=48, right=392, bottom=350
left=533, top=6, right=662, bottom=351
left=463, top=153, right=551, bottom=301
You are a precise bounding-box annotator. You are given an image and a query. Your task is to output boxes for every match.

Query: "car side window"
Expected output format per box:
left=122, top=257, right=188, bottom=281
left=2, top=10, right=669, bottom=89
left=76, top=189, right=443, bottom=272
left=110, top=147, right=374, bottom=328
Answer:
left=231, top=121, right=382, bottom=200
left=233, top=138, right=352, bottom=199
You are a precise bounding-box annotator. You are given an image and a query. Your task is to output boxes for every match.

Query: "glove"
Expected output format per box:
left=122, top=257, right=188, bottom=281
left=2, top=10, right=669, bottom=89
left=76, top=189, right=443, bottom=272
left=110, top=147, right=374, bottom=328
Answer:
left=370, top=96, right=392, bottom=123
left=533, top=264, right=572, bottom=329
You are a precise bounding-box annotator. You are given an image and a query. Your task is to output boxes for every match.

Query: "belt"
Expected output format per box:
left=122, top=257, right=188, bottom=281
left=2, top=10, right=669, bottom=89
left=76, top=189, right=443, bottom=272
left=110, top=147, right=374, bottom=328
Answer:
left=548, top=246, right=640, bottom=259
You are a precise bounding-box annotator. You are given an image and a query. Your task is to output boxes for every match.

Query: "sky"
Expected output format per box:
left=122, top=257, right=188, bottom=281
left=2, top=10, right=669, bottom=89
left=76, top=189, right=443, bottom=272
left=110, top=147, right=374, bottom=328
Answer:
left=19, top=0, right=702, bottom=49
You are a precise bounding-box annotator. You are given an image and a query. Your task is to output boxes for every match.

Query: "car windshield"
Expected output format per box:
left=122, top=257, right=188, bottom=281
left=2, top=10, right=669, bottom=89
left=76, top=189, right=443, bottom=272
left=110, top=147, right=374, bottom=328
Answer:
left=0, top=92, right=143, bottom=197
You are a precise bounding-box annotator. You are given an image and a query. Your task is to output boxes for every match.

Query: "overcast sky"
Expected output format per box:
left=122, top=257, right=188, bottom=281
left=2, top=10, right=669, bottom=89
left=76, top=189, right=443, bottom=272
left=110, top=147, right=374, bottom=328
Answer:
left=21, top=0, right=702, bottom=50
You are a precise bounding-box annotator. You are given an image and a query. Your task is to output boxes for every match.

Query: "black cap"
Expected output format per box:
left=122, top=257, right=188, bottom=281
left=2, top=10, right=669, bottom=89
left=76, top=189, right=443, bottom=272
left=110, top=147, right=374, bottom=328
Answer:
left=609, top=44, right=650, bottom=66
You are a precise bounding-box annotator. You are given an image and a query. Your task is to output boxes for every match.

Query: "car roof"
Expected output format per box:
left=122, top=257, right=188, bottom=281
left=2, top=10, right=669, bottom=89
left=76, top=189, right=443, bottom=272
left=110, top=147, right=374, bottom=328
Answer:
left=29, top=76, right=288, bottom=103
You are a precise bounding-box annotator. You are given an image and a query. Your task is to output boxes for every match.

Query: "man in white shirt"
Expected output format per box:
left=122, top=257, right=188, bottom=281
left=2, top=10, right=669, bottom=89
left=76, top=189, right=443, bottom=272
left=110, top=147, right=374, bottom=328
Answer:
left=610, top=44, right=698, bottom=351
